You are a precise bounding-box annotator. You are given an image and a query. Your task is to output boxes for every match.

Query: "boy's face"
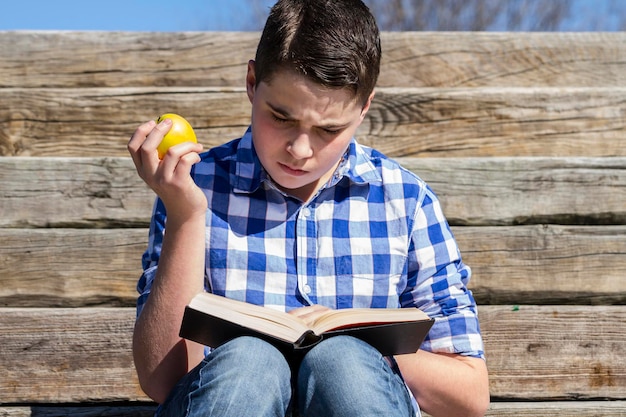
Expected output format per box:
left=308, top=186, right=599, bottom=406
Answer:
left=246, top=62, right=374, bottom=202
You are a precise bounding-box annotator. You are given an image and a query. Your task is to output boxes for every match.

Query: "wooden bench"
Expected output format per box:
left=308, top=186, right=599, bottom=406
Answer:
left=0, top=31, right=624, bottom=416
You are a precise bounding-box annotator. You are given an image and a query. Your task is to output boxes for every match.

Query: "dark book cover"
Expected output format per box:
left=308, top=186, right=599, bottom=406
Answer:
left=180, top=304, right=434, bottom=357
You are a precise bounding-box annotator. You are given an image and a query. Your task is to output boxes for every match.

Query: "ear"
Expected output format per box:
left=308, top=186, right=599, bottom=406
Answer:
left=359, top=90, right=376, bottom=122
left=246, top=60, right=256, bottom=104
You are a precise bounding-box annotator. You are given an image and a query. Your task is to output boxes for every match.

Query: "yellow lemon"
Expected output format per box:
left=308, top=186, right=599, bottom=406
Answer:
left=156, top=113, right=198, bottom=159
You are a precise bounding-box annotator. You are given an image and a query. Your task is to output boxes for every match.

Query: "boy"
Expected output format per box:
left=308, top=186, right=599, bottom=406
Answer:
left=127, top=0, right=489, bottom=416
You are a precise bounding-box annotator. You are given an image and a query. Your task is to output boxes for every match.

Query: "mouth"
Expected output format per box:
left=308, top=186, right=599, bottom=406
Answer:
left=279, top=163, right=307, bottom=176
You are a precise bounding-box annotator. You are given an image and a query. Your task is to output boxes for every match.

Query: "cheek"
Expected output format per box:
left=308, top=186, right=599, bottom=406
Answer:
left=252, top=114, right=276, bottom=147
left=321, top=134, right=352, bottom=158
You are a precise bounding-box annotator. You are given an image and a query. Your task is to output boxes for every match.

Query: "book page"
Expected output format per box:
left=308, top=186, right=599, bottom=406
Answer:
left=310, top=307, right=430, bottom=335
left=189, top=292, right=311, bottom=342
left=188, top=292, right=430, bottom=341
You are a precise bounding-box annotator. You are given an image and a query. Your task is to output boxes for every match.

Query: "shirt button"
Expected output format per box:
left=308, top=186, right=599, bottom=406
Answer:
left=301, top=207, right=311, bottom=217
left=303, top=284, right=312, bottom=294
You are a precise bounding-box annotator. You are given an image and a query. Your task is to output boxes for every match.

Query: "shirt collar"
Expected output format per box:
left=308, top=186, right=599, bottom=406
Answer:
left=233, top=127, right=382, bottom=194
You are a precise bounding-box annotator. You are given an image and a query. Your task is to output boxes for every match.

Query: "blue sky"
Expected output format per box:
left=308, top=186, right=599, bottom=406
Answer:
left=0, top=0, right=623, bottom=31
left=0, top=0, right=276, bottom=31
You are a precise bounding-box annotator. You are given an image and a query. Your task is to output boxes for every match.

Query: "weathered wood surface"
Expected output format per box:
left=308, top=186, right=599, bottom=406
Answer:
left=0, top=306, right=624, bottom=403
left=0, top=157, right=154, bottom=228
left=0, top=228, right=146, bottom=307
left=0, top=308, right=143, bottom=403
left=0, top=406, right=158, bottom=417
left=1, top=225, right=625, bottom=308
left=401, top=156, right=626, bottom=226
left=0, top=87, right=624, bottom=157
left=481, top=305, right=626, bottom=400
left=0, top=31, right=624, bottom=88
left=1, top=156, right=625, bottom=228
left=484, top=401, right=626, bottom=416
left=4, top=401, right=626, bottom=417
left=486, top=401, right=626, bottom=417
left=455, top=225, right=626, bottom=305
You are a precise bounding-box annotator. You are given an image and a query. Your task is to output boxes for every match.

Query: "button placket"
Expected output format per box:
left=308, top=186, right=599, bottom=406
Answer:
left=296, top=204, right=315, bottom=304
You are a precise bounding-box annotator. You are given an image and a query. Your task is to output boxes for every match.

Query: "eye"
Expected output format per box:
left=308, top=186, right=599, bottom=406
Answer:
left=319, top=125, right=345, bottom=136
left=271, top=114, right=290, bottom=124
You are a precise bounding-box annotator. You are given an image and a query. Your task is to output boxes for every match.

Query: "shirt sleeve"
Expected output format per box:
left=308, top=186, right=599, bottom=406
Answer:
left=136, top=197, right=167, bottom=318
left=401, top=184, right=485, bottom=359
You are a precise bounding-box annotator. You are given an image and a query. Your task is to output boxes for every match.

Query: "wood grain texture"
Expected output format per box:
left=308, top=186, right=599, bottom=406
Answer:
left=0, top=87, right=623, bottom=157
left=481, top=305, right=626, bottom=401
left=0, top=406, right=157, bottom=417
left=0, top=306, right=624, bottom=403
left=3, top=401, right=626, bottom=417
left=0, top=157, right=154, bottom=228
left=379, top=32, right=626, bottom=88
left=455, top=225, right=626, bottom=305
left=0, top=32, right=623, bottom=88
left=428, top=401, right=626, bottom=417
left=0, top=308, right=143, bottom=403
left=363, top=87, right=625, bottom=158
left=1, top=156, right=624, bottom=228
left=0, top=228, right=146, bottom=307
left=399, top=157, right=626, bottom=226
left=1, top=225, right=624, bottom=307
left=0, top=31, right=258, bottom=89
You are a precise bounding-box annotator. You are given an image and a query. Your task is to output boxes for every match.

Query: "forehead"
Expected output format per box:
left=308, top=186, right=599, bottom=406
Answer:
left=259, top=69, right=362, bottom=119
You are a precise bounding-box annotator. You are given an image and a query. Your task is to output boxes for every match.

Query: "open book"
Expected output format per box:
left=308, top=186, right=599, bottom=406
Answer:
left=180, top=292, right=434, bottom=356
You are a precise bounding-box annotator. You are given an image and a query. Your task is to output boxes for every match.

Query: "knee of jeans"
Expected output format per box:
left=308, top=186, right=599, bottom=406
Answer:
left=301, top=335, right=379, bottom=372
left=213, top=336, right=292, bottom=379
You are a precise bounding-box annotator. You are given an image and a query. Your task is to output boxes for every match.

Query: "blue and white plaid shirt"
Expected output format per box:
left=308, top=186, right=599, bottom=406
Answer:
left=137, top=128, right=484, bottom=359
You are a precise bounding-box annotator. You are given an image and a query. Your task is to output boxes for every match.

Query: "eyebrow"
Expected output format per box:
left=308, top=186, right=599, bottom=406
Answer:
left=267, top=102, right=293, bottom=119
left=266, top=102, right=351, bottom=130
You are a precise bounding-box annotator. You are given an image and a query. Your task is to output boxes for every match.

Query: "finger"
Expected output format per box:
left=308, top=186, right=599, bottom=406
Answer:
left=158, top=140, right=203, bottom=162
left=173, top=152, right=202, bottom=184
left=289, top=304, right=328, bottom=316
left=142, top=117, right=173, bottom=158
left=288, top=305, right=331, bottom=325
left=127, top=120, right=157, bottom=169
left=136, top=118, right=174, bottom=179
left=159, top=142, right=203, bottom=180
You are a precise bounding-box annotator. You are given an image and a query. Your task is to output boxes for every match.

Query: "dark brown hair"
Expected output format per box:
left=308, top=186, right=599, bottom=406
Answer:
left=254, top=0, right=381, bottom=106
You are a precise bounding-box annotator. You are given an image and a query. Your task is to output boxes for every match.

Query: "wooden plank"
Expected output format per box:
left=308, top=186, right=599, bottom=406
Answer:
left=3, top=402, right=626, bottom=417
left=0, top=157, right=154, bottom=228
left=0, top=87, right=247, bottom=157
left=1, top=87, right=624, bottom=157
left=400, top=157, right=626, bottom=226
left=455, top=225, right=626, bottom=305
left=1, top=225, right=625, bottom=307
left=0, top=406, right=157, bottom=416
left=481, top=305, right=626, bottom=400
left=0, top=32, right=623, bottom=88
left=363, top=87, right=625, bottom=158
left=380, top=32, right=626, bottom=88
left=0, top=31, right=258, bottom=89
left=0, top=308, right=143, bottom=403
left=484, top=401, right=626, bottom=417
left=0, top=229, right=146, bottom=307
left=0, top=306, right=624, bottom=403
left=2, top=156, right=624, bottom=228
left=429, top=401, right=626, bottom=417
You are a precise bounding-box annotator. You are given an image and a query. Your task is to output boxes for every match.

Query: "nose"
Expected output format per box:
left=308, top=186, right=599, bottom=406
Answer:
left=287, top=133, right=313, bottom=160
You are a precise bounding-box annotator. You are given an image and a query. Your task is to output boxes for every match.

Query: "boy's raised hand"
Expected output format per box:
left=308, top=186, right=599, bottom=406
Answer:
left=128, top=118, right=207, bottom=219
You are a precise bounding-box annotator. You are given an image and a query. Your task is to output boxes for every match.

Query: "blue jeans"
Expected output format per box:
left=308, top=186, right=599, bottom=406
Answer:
left=156, top=335, right=414, bottom=417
